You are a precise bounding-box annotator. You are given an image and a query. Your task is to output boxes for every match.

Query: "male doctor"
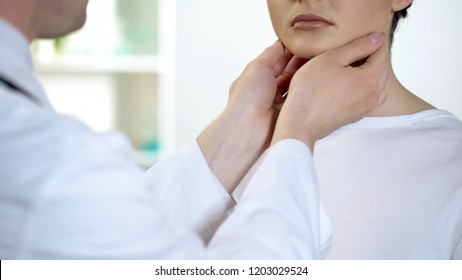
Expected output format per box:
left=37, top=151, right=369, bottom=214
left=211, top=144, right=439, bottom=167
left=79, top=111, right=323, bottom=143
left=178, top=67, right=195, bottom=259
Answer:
left=0, top=0, right=389, bottom=259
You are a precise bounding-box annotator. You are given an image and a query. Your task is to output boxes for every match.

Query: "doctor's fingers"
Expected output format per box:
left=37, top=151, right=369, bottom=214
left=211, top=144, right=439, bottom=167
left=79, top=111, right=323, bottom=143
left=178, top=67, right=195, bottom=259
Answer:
left=331, top=32, right=389, bottom=109
left=359, top=35, right=390, bottom=93
left=250, top=40, right=294, bottom=76
left=354, top=35, right=390, bottom=107
left=275, top=56, right=309, bottom=96
left=327, top=32, right=385, bottom=67
left=229, top=41, right=290, bottom=94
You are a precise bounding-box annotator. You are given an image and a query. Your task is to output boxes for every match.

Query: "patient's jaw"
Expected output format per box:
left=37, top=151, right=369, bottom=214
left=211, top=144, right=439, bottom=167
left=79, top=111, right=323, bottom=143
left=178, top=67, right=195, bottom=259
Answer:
left=266, top=0, right=399, bottom=59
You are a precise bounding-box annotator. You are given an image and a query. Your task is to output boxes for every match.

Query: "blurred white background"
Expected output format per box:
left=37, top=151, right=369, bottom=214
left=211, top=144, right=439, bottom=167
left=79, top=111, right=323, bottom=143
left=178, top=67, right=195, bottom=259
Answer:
left=35, top=0, right=462, bottom=164
left=392, top=0, right=462, bottom=120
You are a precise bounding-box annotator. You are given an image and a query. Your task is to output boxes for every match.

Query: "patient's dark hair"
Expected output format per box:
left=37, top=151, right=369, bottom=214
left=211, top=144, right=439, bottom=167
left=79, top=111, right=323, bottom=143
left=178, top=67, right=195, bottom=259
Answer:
left=391, top=3, right=412, bottom=44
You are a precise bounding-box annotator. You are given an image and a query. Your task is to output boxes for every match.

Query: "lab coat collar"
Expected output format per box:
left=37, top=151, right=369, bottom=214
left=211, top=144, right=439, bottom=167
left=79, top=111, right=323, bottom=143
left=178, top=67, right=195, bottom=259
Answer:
left=0, top=18, right=53, bottom=109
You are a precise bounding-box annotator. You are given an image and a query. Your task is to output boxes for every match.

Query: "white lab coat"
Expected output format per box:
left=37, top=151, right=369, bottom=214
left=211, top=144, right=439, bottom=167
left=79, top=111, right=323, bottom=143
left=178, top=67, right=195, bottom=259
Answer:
left=0, top=18, right=332, bottom=259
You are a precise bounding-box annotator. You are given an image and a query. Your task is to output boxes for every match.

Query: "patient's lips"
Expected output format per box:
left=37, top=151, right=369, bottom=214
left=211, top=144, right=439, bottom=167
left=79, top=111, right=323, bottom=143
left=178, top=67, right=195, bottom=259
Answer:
left=291, top=14, right=333, bottom=31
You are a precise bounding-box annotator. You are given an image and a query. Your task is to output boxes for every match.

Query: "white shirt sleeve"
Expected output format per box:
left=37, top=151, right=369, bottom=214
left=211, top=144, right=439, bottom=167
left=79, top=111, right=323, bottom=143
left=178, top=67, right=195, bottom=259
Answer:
left=143, top=142, right=236, bottom=243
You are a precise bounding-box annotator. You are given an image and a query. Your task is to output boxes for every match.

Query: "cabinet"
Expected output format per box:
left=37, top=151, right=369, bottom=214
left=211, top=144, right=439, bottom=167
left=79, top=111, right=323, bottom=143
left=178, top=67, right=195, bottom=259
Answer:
left=33, top=0, right=175, bottom=168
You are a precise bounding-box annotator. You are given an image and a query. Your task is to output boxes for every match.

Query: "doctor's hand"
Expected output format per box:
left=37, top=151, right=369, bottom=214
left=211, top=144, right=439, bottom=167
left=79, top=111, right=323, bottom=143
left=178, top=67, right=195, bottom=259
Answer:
left=198, top=40, right=299, bottom=193
left=272, top=32, right=389, bottom=151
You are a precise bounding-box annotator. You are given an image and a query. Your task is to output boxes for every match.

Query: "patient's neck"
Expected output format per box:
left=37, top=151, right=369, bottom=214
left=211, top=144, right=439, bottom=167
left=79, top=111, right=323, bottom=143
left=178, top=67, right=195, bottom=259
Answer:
left=365, top=64, right=435, bottom=117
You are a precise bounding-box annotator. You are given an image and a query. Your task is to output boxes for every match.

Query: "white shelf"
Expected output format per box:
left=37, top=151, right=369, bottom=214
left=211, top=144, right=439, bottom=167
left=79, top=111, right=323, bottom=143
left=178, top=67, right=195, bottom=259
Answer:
left=33, top=0, right=177, bottom=167
left=34, top=55, right=170, bottom=74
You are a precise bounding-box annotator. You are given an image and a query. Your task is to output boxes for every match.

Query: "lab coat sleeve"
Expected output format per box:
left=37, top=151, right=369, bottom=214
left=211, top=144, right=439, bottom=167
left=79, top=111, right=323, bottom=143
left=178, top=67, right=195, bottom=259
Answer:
left=1, top=95, right=331, bottom=259
left=145, top=138, right=333, bottom=259
left=143, top=142, right=235, bottom=243
left=207, top=139, right=333, bottom=259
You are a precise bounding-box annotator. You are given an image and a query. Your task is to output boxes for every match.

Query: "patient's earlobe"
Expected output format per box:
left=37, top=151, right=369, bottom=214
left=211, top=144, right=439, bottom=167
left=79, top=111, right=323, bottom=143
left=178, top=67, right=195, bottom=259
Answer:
left=392, top=0, right=413, bottom=12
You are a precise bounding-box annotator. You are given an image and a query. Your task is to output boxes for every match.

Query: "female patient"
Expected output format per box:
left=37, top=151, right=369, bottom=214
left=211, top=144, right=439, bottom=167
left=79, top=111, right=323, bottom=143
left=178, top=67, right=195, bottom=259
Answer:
left=266, top=0, right=462, bottom=259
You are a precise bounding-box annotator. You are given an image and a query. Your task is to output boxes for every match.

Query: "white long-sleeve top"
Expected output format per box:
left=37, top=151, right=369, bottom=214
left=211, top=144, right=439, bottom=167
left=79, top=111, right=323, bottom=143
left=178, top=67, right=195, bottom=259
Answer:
left=315, top=110, right=462, bottom=259
left=0, top=19, right=332, bottom=259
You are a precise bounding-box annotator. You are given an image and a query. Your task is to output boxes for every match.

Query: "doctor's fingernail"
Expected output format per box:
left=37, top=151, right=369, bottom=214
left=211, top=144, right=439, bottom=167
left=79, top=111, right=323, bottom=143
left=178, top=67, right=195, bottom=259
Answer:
left=368, top=32, right=383, bottom=44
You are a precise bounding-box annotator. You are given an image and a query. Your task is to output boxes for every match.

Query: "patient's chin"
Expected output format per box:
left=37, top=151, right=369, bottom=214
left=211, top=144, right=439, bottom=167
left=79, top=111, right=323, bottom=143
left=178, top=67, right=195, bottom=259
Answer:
left=284, top=44, right=327, bottom=60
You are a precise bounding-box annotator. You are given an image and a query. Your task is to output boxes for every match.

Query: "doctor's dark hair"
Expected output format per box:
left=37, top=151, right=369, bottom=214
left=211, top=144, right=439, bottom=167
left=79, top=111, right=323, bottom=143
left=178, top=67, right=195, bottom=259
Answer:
left=390, top=3, right=412, bottom=44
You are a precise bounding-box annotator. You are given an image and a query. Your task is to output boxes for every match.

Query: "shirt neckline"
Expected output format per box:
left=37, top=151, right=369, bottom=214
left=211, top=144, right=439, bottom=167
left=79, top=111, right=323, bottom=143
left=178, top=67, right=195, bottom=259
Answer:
left=342, top=109, right=454, bottom=129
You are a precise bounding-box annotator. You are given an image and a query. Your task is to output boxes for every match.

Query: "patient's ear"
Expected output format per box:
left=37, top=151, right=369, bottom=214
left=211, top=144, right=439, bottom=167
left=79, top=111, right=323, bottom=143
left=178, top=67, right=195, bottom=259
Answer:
left=392, top=0, right=413, bottom=12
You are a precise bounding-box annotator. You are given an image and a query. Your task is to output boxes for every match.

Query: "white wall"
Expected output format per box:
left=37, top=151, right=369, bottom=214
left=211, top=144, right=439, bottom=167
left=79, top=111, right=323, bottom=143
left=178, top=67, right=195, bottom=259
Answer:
left=392, top=0, right=462, bottom=120
left=173, top=0, right=462, bottom=148
left=173, top=0, right=274, bottom=148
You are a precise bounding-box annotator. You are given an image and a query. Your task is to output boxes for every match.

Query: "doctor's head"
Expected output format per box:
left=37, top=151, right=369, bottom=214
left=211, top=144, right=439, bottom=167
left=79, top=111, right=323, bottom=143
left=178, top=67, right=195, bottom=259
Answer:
left=0, top=0, right=89, bottom=41
left=266, top=0, right=413, bottom=59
